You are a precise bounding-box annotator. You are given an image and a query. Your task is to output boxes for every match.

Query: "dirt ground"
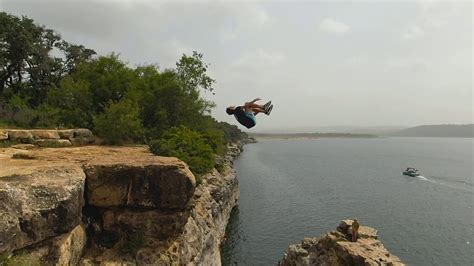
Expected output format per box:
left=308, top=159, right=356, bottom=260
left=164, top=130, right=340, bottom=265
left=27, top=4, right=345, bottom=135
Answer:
left=0, top=145, right=179, bottom=178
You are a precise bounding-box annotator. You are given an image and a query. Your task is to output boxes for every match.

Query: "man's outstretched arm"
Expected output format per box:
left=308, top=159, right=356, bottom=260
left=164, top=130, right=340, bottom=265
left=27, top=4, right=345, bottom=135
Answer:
left=249, top=98, right=261, bottom=104
left=244, top=98, right=261, bottom=108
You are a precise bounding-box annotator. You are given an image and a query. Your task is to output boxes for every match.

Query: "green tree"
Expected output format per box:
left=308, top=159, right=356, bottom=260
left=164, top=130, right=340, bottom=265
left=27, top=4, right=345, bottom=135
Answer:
left=0, top=12, right=95, bottom=106
left=45, top=77, right=93, bottom=128
left=71, top=54, right=135, bottom=115
left=138, top=69, right=213, bottom=139
left=93, top=100, right=144, bottom=145
left=175, top=51, right=216, bottom=115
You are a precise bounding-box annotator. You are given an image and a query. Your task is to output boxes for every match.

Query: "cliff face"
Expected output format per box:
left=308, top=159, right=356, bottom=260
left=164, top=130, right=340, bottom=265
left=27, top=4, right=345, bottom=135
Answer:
left=279, top=220, right=404, bottom=266
left=0, top=143, right=241, bottom=265
left=171, top=143, right=240, bottom=265
left=135, top=165, right=239, bottom=265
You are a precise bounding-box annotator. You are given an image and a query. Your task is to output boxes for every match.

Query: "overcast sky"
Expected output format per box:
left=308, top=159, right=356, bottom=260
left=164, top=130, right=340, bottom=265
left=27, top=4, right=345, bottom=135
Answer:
left=1, top=0, right=472, bottom=131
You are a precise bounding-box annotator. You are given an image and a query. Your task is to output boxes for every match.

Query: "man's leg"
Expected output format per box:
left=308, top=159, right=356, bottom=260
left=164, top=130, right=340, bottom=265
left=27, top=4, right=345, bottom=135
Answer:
left=251, top=107, right=266, bottom=115
left=245, top=102, right=264, bottom=109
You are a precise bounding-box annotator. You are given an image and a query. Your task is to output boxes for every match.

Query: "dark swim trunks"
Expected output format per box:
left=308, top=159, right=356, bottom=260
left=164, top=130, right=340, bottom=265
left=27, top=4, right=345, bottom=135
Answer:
left=234, top=106, right=256, bottom=129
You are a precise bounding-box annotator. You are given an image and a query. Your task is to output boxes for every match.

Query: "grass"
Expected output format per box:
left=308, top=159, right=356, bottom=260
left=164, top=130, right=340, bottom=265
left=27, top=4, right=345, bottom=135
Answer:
left=0, top=252, right=41, bottom=266
left=0, top=140, right=15, bottom=148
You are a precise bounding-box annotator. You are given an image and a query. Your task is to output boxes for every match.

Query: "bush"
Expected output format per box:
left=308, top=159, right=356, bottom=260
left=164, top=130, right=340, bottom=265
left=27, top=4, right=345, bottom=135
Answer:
left=93, top=100, right=144, bottom=145
left=0, top=252, right=41, bottom=266
left=149, top=126, right=214, bottom=179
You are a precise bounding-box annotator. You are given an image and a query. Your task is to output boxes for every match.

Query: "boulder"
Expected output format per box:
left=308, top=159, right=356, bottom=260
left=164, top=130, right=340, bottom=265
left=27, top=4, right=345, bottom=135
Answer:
left=0, top=130, right=8, bottom=140
left=84, top=161, right=196, bottom=210
left=35, top=139, right=73, bottom=148
left=71, top=138, right=94, bottom=146
left=31, top=130, right=60, bottom=140
left=73, top=129, right=93, bottom=138
left=337, top=219, right=378, bottom=239
left=0, top=166, right=86, bottom=254
left=7, top=130, right=34, bottom=143
left=57, top=129, right=74, bottom=139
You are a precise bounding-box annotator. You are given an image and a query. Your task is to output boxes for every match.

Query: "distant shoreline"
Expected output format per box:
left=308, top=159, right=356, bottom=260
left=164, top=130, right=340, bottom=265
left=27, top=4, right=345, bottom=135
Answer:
left=249, top=133, right=378, bottom=139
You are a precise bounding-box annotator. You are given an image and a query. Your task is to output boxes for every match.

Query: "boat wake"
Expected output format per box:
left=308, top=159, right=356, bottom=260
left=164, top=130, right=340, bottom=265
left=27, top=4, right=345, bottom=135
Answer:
left=411, top=174, right=473, bottom=193
left=401, top=173, right=431, bottom=182
left=416, top=175, right=429, bottom=181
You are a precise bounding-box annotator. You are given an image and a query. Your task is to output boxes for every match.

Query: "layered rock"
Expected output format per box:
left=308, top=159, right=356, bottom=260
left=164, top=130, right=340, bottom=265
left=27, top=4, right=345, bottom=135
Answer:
left=0, top=166, right=86, bottom=254
left=84, top=160, right=195, bottom=209
left=35, top=139, right=73, bottom=147
left=31, top=130, right=60, bottom=140
left=0, top=128, right=93, bottom=146
left=7, top=130, right=34, bottom=143
left=279, top=220, right=404, bottom=266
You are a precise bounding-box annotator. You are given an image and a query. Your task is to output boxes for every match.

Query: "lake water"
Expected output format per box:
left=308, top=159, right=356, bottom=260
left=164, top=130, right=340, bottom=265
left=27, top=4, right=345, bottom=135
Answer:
left=221, top=137, right=473, bottom=265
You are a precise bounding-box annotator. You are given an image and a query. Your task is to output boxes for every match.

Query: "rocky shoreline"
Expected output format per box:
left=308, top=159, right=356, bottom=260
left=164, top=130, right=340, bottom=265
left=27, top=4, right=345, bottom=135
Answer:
left=0, top=142, right=242, bottom=265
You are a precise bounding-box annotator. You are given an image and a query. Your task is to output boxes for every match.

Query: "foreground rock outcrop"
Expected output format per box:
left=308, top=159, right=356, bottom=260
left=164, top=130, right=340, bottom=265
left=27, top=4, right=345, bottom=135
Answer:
left=279, top=219, right=404, bottom=266
left=0, top=143, right=241, bottom=265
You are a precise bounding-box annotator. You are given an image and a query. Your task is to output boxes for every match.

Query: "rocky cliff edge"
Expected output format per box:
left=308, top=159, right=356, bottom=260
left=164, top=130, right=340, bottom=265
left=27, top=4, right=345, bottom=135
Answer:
left=0, top=144, right=241, bottom=265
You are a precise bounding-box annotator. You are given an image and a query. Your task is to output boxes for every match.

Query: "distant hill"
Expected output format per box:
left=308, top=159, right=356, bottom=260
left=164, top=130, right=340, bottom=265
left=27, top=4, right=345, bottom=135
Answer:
left=390, top=124, right=474, bottom=138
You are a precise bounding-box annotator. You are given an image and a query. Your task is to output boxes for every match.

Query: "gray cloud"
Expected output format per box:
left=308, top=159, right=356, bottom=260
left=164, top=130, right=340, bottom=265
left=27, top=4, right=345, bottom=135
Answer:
left=1, top=0, right=472, bottom=131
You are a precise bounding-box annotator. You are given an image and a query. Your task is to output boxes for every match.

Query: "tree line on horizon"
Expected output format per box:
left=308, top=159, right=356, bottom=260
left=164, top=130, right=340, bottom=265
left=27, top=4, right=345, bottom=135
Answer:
left=0, top=12, right=247, bottom=178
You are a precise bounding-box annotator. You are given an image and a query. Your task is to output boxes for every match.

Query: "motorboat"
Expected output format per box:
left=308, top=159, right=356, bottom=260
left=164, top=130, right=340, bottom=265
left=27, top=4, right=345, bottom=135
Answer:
left=403, top=167, right=420, bottom=177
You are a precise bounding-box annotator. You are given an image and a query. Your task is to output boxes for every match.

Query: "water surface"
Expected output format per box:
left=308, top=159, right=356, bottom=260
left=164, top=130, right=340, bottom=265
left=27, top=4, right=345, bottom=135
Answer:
left=221, top=137, right=473, bottom=265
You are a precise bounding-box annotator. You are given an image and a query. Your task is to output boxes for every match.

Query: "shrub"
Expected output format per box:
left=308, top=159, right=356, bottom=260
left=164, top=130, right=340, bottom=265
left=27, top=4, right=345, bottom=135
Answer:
left=149, top=126, right=214, bottom=179
left=195, top=117, right=227, bottom=156
left=0, top=252, right=41, bottom=266
left=93, top=100, right=144, bottom=145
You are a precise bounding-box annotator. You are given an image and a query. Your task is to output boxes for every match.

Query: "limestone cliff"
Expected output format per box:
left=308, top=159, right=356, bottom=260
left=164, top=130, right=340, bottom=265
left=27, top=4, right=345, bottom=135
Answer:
left=279, top=219, right=404, bottom=266
left=0, top=143, right=241, bottom=265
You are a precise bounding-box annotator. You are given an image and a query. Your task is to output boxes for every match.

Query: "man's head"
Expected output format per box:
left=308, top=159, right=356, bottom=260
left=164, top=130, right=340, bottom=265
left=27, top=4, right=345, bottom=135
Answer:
left=226, top=106, right=236, bottom=115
